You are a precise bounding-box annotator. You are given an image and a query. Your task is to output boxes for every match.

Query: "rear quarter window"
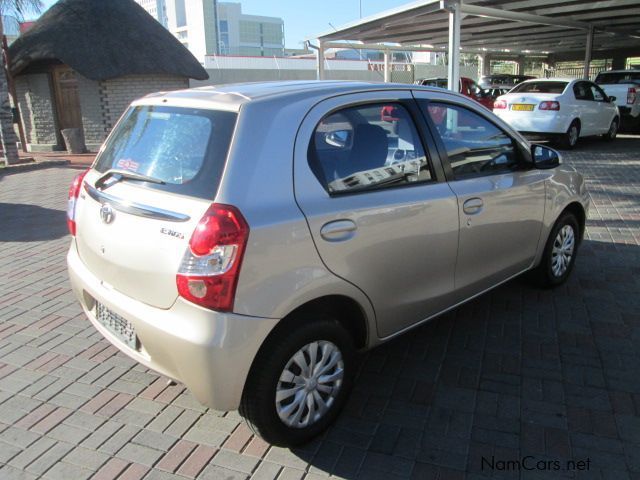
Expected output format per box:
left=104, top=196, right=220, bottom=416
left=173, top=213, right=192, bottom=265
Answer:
left=94, top=106, right=237, bottom=199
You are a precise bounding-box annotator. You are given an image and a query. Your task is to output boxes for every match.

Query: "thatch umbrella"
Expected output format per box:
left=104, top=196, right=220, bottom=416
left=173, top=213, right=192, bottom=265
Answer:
left=6, top=0, right=208, bottom=159
left=9, top=0, right=208, bottom=81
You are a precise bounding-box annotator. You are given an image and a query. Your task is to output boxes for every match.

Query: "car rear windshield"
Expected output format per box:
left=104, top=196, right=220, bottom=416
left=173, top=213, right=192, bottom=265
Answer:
left=595, top=72, right=640, bottom=85
left=94, top=105, right=237, bottom=199
left=510, top=81, right=568, bottom=94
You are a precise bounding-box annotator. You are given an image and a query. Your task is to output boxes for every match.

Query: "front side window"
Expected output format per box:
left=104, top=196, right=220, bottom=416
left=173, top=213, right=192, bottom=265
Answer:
left=590, top=83, right=607, bottom=102
left=309, top=103, right=432, bottom=194
left=424, top=102, right=520, bottom=179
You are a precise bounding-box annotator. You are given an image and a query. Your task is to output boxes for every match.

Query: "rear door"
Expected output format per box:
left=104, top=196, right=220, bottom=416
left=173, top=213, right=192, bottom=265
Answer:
left=414, top=94, right=547, bottom=300
left=74, top=104, right=237, bottom=308
left=294, top=91, right=459, bottom=338
left=572, top=81, right=598, bottom=135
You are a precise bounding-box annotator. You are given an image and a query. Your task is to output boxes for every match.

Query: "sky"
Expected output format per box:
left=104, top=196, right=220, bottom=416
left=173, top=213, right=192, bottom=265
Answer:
left=37, top=0, right=411, bottom=49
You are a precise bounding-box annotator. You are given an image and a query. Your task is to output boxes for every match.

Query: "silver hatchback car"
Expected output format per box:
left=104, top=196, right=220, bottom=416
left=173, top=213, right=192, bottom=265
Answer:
left=67, top=81, right=589, bottom=446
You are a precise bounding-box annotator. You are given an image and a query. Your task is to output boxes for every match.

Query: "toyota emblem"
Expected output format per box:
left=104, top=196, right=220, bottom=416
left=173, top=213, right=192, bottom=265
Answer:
left=100, top=203, right=115, bottom=224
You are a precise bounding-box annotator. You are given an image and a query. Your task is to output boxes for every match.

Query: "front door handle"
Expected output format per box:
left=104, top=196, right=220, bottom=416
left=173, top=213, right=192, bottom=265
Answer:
left=463, top=197, right=484, bottom=215
left=320, top=219, right=357, bottom=242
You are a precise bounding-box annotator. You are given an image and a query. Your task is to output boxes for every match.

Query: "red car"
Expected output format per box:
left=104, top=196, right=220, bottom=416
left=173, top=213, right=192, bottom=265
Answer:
left=414, top=77, right=495, bottom=109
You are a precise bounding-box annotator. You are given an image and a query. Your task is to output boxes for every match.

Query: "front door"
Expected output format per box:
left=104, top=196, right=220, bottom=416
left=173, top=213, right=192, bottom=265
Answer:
left=52, top=67, right=83, bottom=132
left=416, top=96, right=547, bottom=300
left=294, top=91, right=459, bottom=339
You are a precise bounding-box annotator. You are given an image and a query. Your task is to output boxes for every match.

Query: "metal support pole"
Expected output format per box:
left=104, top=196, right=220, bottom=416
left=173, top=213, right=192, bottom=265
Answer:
left=583, top=26, right=594, bottom=79
left=384, top=50, right=390, bottom=83
left=447, top=0, right=461, bottom=92
left=317, top=41, right=325, bottom=80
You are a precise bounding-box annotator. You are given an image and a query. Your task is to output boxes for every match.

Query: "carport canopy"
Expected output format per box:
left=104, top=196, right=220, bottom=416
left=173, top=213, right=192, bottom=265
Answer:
left=313, top=0, right=640, bottom=90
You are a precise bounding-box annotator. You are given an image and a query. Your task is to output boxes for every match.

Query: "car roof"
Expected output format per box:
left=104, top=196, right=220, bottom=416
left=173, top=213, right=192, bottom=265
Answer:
left=597, top=69, right=640, bottom=73
left=520, top=77, right=576, bottom=83
left=138, top=80, right=443, bottom=110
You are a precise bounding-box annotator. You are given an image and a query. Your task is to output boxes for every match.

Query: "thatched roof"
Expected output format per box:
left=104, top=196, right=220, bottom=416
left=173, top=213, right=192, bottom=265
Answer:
left=8, top=0, right=208, bottom=81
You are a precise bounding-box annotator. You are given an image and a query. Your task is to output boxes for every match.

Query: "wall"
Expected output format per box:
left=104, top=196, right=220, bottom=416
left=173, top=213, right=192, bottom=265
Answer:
left=14, top=74, right=59, bottom=152
left=190, top=68, right=386, bottom=87
left=76, top=76, right=104, bottom=149
left=100, top=74, right=188, bottom=132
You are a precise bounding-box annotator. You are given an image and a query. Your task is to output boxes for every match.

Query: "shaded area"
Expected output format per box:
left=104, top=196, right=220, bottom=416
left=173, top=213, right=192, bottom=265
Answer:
left=0, top=203, right=68, bottom=242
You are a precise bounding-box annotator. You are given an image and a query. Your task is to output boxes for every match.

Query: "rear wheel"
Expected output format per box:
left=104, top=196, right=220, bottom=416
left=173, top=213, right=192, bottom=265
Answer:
left=530, top=212, right=580, bottom=288
left=239, top=313, right=355, bottom=446
left=602, top=118, right=618, bottom=141
left=559, top=120, right=580, bottom=149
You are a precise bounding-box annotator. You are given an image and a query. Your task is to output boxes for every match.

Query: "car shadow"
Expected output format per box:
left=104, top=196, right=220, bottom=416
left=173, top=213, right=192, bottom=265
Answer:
left=558, top=133, right=640, bottom=153
left=287, top=239, right=640, bottom=479
left=0, top=203, right=68, bottom=242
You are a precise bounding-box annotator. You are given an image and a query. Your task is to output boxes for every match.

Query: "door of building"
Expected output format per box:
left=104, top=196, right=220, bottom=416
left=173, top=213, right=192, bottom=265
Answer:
left=52, top=67, right=83, bottom=132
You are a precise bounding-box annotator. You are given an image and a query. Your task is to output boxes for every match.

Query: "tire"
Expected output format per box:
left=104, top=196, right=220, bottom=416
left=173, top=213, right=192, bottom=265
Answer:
left=558, top=120, right=580, bottom=149
left=530, top=212, right=580, bottom=288
left=602, top=118, right=618, bottom=141
left=239, top=313, right=355, bottom=446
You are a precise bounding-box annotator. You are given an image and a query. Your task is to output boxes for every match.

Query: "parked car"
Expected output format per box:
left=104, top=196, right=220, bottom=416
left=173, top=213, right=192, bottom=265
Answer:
left=67, top=81, right=589, bottom=446
left=479, top=74, right=535, bottom=89
left=493, top=78, right=619, bottom=148
left=594, top=69, right=640, bottom=131
left=414, top=76, right=494, bottom=109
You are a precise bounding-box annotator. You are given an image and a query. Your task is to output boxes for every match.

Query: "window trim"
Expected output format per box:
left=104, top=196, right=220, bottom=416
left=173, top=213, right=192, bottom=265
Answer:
left=417, top=98, right=532, bottom=182
left=307, top=99, right=440, bottom=197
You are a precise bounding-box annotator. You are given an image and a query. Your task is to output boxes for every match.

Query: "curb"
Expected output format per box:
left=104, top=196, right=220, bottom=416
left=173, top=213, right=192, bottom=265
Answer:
left=0, top=159, right=71, bottom=176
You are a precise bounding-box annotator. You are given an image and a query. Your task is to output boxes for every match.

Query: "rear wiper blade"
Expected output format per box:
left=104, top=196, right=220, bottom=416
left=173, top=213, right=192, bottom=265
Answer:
left=95, top=169, right=165, bottom=190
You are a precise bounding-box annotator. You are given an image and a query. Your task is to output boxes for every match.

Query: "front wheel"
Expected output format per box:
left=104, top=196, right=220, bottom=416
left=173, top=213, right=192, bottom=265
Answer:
left=602, top=118, right=618, bottom=141
left=239, top=314, right=355, bottom=446
left=530, top=212, right=580, bottom=288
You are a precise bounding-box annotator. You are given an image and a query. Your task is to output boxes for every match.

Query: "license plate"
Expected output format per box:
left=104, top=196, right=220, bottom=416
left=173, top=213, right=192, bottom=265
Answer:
left=511, top=104, right=535, bottom=111
left=95, top=302, right=140, bottom=350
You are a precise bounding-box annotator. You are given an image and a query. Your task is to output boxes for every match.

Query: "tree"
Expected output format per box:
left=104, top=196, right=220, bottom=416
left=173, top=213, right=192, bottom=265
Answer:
left=0, top=0, right=43, bottom=165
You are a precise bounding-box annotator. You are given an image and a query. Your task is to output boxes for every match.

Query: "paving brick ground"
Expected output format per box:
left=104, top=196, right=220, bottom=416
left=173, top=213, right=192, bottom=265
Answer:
left=0, top=135, right=639, bottom=479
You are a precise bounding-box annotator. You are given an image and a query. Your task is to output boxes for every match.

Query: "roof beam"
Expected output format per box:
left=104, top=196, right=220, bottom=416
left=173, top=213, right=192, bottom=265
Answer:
left=453, top=2, right=590, bottom=30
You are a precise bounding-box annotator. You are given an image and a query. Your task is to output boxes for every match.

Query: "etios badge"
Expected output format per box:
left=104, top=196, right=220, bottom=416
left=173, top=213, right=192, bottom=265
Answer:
left=100, top=203, right=115, bottom=224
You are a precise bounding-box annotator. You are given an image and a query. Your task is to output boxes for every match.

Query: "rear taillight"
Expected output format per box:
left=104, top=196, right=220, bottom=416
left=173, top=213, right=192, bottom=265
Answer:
left=539, top=101, right=560, bottom=111
left=628, top=87, right=636, bottom=105
left=67, top=169, right=89, bottom=236
left=176, top=204, right=249, bottom=312
left=493, top=99, right=507, bottom=109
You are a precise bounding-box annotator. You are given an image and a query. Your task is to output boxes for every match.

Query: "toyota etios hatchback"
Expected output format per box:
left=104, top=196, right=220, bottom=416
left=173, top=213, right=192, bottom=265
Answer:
left=67, top=81, right=589, bottom=446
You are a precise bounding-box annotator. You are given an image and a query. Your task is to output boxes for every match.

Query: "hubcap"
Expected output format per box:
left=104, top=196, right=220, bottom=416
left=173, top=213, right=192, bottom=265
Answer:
left=569, top=125, right=579, bottom=146
left=551, top=225, right=575, bottom=277
left=275, top=340, right=344, bottom=429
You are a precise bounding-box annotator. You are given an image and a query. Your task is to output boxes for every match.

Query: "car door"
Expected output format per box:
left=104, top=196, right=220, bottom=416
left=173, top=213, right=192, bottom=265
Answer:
left=293, top=91, right=459, bottom=338
left=589, top=82, right=617, bottom=133
left=572, top=81, right=598, bottom=135
left=413, top=93, right=547, bottom=301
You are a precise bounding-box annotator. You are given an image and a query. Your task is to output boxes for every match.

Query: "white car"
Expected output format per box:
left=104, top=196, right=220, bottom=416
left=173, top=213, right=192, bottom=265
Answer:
left=493, top=78, right=619, bottom=148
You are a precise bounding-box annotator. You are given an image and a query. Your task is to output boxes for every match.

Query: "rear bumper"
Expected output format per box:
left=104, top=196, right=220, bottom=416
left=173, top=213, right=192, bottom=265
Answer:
left=494, top=110, right=570, bottom=134
left=67, top=244, right=279, bottom=411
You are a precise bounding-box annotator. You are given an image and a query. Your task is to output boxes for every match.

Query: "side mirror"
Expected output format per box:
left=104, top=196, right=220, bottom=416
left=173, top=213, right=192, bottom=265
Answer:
left=609, top=96, right=617, bottom=102
left=531, top=144, right=561, bottom=169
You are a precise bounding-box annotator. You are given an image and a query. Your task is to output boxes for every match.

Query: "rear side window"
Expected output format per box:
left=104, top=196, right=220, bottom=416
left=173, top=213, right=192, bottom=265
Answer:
left=595, top=72, right=640, bottom=84
left=95, top=106, right=237, bottom=199
left=511, top=81, right=568, bottom=94
left=308, top=103, right=432, bottom=195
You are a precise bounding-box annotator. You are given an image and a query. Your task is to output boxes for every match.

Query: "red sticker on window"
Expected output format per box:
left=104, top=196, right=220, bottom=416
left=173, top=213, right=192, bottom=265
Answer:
left=116, top=159, right=139, bottom=171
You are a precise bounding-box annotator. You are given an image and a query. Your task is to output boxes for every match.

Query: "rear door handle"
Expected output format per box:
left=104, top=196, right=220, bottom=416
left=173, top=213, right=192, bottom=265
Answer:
left=463, top=197, right=484, bottom=215
left=320, top=220, right=357, bottom=242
